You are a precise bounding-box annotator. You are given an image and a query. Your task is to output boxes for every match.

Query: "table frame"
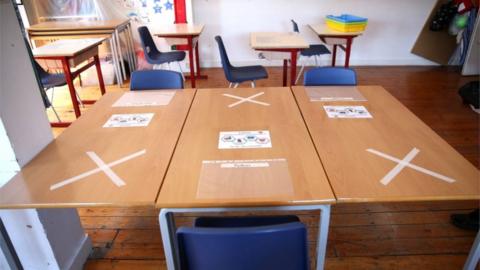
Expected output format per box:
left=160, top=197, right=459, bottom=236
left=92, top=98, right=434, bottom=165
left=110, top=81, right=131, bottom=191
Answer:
left=317, top=34, right=360, bottom=68
left=154, top=34, right=207, bottom=88
left=28, top=20, right=137, bottom=87
left=159, top=204, right=331, bottom=270
left=35, top=52, right=106, bottom=127
left=253, top=48, right=300, bottom=86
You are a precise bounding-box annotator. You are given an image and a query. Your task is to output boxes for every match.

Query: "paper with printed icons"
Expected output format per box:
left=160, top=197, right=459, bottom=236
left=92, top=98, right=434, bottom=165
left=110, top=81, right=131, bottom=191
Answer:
left=323, top=106, right=372, bottom=119
left=103, top=113, right=154, bottom=128
left=112, top=91, right=176, bottom=107
left=218, top=130, right=272, bottom=149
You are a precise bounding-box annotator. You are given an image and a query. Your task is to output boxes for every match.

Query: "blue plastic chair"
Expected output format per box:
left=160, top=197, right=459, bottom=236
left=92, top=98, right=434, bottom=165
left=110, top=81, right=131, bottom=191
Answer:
left=215, top=36, right=268, bottom=88
left=291, top=20, right=331, bottom=84
left=34, top=61, right=70, bottom=121
left=304, top=67, right=357, bottom=86
left=138, top=26, right=186, bottom=70
left=130, top=70, right=184, bottom=90
left=177, top=219, right=309, bottom=270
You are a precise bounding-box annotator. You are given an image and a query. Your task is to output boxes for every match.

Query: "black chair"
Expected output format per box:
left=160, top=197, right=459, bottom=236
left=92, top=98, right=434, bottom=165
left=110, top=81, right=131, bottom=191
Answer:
left=291, top=20, right=331, bottom=84
left=215, top=36, right=268, bottom=88
left=34, top=61, right=78, bottom=121
left=177, top=216, right=309, bottom=270
left=130, top=70, right=184, bottom=90
left=138, top=26, right=186, bottom=79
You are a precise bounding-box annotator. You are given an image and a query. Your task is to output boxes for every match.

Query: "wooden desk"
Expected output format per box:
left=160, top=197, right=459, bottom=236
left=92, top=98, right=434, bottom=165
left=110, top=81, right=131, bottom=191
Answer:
left=0, top=90, right=195, bottom=208
left=28, top=19, right=136, bottom=86
left=33, top=38, right=107, bottom=126
left=292, top=85, right=479, bottom=202
left=309, top=24, right=363, bottom=68
left=156, top=87, right=334, bottom=270
left=250, top=32, right=308, bottom=86
left=152, top=24, right=207, bottom=88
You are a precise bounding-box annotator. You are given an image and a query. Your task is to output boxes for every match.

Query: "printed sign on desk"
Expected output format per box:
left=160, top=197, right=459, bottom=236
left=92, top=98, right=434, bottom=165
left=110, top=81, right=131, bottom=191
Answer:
left=218, top=130, right=272, bottom=149
left=323, top=106, right=372, bottom=118
left=103, top=113, right=154, bottom=128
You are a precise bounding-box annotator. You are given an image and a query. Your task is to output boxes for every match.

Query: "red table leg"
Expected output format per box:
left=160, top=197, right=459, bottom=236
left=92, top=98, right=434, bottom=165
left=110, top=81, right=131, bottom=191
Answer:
left=332, top=44, right=337, bottom=67
left=60, top=57, right=82, bottom=118
left=344, top=37, right=353, bottom=68
left=94, top=55, right=106, bottom=95
left=282, top=59, right=288, bottom=87
left=290, top=50, right=298, bottom=86
left=186, top=37, right=196, bottom=88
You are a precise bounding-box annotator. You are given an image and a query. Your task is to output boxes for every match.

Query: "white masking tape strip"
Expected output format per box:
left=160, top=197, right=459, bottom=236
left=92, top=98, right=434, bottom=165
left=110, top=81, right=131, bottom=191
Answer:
left=86, top=151, right=126, bottom=187
left=50, top=149, right=146, bottom=191
left=223, top=92, right=270, bottom=108
left=366, top=148, right=456, bottom=185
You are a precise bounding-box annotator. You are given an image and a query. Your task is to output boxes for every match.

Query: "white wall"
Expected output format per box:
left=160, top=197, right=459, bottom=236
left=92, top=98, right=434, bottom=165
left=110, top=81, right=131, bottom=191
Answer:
left=0, top=0, right=53, bottom=167
left=193, top=0, right=438, bottom=67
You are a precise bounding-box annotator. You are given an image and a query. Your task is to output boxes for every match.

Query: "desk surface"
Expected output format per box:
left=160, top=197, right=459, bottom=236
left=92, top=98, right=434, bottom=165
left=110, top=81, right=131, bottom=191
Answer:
left=32, top=38, right=105, bottom=58
left=156, top=87, right=335, bottom=208
left=28, top=19, right=130, bottom=32
left=152, top=23, right=205, bottom=36
left=250, top=32, right=309, bottom=49
left=0, top=90, right=195, bottom=208
left=292, top=86, right=479, bottom=203
left=309, top=24, right=363, bottom=37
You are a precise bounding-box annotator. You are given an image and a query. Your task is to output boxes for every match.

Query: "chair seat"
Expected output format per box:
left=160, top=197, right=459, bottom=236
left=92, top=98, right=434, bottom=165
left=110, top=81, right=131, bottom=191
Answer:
left=42, top=73, right=67, bottom=88
left=300, top=44, right=330, bottom=57
left=229, top=65, right=268, bottom=83
left=146, top=50, right=186, bottom=65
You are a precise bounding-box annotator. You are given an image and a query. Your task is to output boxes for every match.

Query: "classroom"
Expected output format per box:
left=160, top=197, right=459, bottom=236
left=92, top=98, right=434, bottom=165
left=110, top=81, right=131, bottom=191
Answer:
left=0, top=0, right=479, bottom=269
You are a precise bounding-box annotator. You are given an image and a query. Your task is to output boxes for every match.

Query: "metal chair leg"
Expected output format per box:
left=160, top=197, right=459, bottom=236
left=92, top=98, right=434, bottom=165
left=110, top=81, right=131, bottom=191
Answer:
left=251, top=81, right=256, bottom=88
left=228, top=82, right=233, bottom=88
left=177, top=61, right=186, bottom=82
left=233, top=83, right=239, bottom=88
left=295, top=64, right=305, bottom=85
left=75, top=90, right=84, bottom=108
left=50, top=106, right=61, bottom=122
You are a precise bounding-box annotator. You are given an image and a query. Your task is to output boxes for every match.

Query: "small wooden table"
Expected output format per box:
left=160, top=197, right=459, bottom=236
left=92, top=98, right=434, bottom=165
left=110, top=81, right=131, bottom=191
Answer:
left=28, top=19, right=136, bottom=86
left=0, top=90, right=195, bottom=207
left=156, top=87, right=335, bottom=269
left=33, top=38, right=108, bottom=126
left=152, top=24, right=207, bottom=88
left=309, top=24, right=363, bottom=68
left=250, top=32, right=309, bottom=86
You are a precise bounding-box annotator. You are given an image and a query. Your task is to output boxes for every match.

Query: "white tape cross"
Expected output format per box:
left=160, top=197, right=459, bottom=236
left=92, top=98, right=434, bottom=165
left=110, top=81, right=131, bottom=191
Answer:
left=223, top=92, right=270, bottom=108
left=50, top=149, right=146, bottom=191
left=366, top=148, right=456, bottom=186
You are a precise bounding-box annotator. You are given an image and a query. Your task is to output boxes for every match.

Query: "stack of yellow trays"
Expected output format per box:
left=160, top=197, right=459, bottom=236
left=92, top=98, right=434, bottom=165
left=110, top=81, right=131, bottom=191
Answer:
left=326, top=14, right=368, bottom=32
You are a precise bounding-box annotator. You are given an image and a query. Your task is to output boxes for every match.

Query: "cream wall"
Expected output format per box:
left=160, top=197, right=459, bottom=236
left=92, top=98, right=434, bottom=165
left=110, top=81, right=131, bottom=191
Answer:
left=192, top=0, right=438, bottom=67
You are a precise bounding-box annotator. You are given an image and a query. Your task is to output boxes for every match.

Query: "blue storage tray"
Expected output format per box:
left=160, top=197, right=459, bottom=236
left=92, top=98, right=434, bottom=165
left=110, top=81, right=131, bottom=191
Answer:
left=326, top=14, right=368, bottom=24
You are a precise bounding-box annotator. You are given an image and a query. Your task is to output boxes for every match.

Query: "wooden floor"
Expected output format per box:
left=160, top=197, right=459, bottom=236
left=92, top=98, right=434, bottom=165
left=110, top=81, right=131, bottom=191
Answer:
left=47, top=66, right=479, bottom=270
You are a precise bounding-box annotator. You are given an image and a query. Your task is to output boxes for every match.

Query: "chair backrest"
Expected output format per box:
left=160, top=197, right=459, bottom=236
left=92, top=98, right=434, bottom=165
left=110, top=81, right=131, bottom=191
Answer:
left=291, top=19, right=300, bottom=33
left=177, top=222, right=309, bottom=270
left=130, top=70, right=184, bottom=90
left=138, top=26, right=160, bottom=61
left=33, top=61, right=50, bottom=80
left=214, top=36, right=235, bottom=82
left=304, top=67, right=357, bottom=86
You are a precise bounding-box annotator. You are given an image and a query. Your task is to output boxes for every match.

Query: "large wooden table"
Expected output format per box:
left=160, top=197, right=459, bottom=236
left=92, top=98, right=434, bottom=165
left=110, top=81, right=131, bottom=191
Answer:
left=250, top=32, right=309, bottom=86
left=156, top=87, right=335, bottom=269
left=152, top=24, right=207, bottom=88
left=0, top=90, right=195, bottom=208
left=33, top=38, right=107, bottom=126
left=309, top=24, right=363, bottom=68
left=28, top=19, right=136, bottom=86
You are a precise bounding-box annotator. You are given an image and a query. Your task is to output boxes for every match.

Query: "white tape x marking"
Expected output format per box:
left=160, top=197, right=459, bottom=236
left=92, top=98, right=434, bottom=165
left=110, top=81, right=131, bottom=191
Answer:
left=50, top=149, right=146, bottom=191
left=366, top=147, right=456, bottom=186
left=223, top=92, right=270, bottom=108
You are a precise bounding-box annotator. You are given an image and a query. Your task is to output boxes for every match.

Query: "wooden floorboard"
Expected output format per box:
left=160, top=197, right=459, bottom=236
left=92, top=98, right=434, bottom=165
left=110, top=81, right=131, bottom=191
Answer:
left=47, top=66, right=479, bottom=270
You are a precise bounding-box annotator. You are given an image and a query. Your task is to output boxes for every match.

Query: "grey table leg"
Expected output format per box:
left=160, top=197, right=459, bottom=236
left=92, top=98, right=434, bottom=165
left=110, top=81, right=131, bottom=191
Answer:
left=464, top=231, right=480, bottom=270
